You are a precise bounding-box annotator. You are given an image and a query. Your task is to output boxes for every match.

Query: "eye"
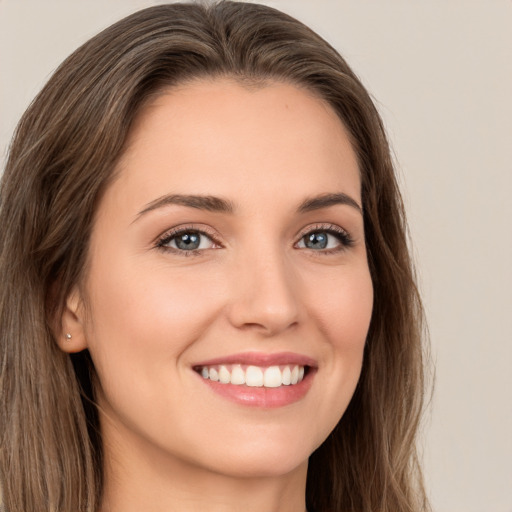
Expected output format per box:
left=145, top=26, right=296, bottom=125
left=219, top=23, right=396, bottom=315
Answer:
left=296, top=225, right=353, bottom=252
left=157, top=228, right=219, bottom=253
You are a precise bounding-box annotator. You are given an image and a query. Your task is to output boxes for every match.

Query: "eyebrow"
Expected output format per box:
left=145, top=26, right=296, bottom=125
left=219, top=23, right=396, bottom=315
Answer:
left=135, top=194, right=234, bottom=221
left=135, top=191, right=362, bottom=222
left=298, top=193, right=362, bottom=214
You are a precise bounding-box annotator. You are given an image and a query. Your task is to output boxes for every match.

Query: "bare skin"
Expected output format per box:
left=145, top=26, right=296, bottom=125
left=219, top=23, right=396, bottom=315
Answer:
left=59, top=79, right=373, bottom=512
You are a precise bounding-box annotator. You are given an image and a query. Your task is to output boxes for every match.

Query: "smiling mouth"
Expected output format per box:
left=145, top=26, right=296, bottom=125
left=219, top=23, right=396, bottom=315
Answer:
left=194, top=364, right=308, bottom=388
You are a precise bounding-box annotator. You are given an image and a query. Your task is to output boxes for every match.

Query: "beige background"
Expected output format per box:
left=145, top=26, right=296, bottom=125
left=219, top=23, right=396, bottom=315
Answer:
left=1, top=1, right=511, bottom=511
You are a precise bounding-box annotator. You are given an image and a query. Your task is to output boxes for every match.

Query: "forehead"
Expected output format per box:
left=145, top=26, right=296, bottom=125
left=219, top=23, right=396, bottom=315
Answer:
left=111, top=79, right=361, bottom=213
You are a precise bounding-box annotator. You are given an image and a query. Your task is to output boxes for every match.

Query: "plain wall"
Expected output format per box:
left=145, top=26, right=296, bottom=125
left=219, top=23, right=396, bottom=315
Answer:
left=1, top=1, right=511, bottom=511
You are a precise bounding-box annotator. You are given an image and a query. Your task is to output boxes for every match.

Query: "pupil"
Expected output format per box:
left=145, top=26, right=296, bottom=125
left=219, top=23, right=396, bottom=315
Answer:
left=306, top=232, right=327, bottom=249
left=176, top=232, right=200, bottom=250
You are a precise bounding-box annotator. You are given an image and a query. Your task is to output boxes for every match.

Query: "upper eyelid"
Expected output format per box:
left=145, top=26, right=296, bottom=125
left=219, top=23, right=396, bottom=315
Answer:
left=295, top=223, right=355, bottom=251
left=155, top=224, right=222, bottom=247
left=154, top=222, right=353, bottom=249
left=296, top=223, right=350, bottom=239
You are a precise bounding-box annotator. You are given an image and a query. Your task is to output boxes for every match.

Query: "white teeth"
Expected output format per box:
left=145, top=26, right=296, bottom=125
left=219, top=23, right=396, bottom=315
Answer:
left=230, top=364, right=245, bottom=385
left=246, top=366, right=264, bottom=387
left=290, top=365, right=299, bottom=385
left=199, top=364, right=307, bottom=388
left=282, top=366, right=291, bottom=385
left=219, top=365, right=231, bottom=384
left=263, top=366, right=282, bottom=388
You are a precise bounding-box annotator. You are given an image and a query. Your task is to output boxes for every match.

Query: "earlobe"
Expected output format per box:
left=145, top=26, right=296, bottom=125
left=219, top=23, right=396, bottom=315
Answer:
left=55, top=287, right=88, bottom=353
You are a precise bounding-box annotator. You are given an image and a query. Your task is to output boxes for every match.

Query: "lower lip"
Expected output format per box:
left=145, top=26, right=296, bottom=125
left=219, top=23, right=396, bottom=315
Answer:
left=197, top=370, right=315, bottom=408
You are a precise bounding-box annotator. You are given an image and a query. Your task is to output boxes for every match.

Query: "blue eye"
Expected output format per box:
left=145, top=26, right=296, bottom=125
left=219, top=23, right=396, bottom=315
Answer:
left=302, top=232, right=330, bottom=249
left=296, top=227, right=353, bottom=251
left=158, top=230, right=216, bottom=252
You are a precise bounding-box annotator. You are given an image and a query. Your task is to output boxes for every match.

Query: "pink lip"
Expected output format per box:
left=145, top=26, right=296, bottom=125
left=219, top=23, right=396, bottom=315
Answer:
left=193, top=351, right=317, bottom=368
left=192, top=351, right=317, bottom=409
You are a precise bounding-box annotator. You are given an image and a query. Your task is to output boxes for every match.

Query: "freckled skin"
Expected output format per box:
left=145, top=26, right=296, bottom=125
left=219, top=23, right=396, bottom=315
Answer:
left=62, top=80, right=373, bottom=511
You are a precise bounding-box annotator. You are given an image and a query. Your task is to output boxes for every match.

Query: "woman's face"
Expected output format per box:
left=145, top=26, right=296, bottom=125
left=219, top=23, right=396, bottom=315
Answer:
left=69, top=79, right=373, bottom=480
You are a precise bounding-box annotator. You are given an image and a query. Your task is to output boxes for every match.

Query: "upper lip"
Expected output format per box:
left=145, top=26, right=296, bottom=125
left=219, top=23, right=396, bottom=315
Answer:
left=193, top=351, right=317, bottom=368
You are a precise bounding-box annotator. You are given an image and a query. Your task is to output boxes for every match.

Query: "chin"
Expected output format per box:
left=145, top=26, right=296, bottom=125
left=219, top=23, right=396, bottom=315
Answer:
left=212, top=452, right=309, bottom=480
left=193, top=432, right=316, bottom=479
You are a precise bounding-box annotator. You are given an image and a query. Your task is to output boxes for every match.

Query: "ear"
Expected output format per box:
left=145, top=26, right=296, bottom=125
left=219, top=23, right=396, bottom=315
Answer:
left=54, top=286, right=88, bottom=353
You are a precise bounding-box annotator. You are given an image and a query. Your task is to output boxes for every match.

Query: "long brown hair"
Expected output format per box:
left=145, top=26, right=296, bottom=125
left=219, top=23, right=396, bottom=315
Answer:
left=0, top=2, right=430, bottom=511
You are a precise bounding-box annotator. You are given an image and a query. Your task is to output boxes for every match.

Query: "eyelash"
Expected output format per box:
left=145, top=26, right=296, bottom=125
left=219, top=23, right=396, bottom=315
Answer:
left=155, top=223, right=354, bottom=256
left=296, top=223, right=354, bottom=254
left=156, top=225, right=221, bottom=257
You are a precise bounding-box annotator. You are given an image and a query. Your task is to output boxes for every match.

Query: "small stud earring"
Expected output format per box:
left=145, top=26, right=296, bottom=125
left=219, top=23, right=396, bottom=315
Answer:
left=65, top=333, right=72, bottom=340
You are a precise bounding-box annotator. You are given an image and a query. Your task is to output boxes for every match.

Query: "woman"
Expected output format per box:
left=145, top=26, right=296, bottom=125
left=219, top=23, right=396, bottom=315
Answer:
left=0, top=2, right=429, bottom=511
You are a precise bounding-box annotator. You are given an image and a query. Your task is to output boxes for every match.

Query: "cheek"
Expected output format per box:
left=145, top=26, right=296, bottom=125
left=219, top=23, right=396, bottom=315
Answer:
left=82, top=258, right=226, bottom=385
left=306, top=263, right=373, bottom=350
left=306, top=263, right=372, bottom=383
left=293, top=262, right=372, bottom=445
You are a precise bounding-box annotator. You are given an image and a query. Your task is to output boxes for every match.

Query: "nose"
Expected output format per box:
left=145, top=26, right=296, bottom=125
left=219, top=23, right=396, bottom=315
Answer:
left=226, top=246, right=300, bottom=336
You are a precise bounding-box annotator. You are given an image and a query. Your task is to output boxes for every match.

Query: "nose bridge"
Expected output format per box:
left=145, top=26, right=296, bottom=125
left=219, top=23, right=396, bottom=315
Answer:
left=227, top=237, right=300, bottom=335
